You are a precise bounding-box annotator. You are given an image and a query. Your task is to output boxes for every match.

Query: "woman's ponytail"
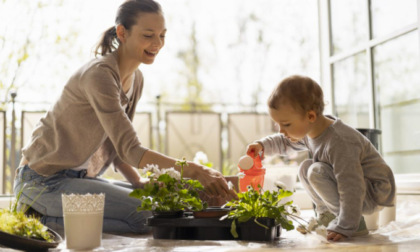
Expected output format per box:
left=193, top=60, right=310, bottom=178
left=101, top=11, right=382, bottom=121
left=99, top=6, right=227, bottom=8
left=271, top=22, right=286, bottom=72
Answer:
left=94, top=0, right=162, bottom=57
left=94, top=26, right=118, bottom=57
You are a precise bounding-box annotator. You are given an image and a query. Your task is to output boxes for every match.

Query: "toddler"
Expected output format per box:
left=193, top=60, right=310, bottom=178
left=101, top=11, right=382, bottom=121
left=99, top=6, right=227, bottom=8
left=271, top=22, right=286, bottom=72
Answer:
left=246, top=75, right=395, bottom=241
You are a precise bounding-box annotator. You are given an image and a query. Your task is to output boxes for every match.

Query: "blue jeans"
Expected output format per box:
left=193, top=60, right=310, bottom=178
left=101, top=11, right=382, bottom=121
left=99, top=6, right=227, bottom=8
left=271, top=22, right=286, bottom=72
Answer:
left=13, top=165, right=152, bottom=234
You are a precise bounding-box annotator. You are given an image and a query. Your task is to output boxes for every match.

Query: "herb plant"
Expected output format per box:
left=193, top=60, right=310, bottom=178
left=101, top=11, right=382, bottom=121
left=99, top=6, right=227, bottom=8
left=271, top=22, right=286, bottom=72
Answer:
left=0, top=209, right=53, bottom=242
left=0, top=187, right=54, bottom=242
left=221, top=185, right=304, bottom=238
left=129, top=158, right=208, bottom=212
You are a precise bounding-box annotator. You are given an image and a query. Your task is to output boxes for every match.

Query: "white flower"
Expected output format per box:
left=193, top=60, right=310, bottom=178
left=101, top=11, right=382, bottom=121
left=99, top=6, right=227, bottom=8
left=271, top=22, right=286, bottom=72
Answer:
left=162, top=168, right=181, bottom=180
left=139, top=177, right=150, bottom=183
left=284, top=204, right=301, bottom=216
left=193, top=151, right=209, bottom=165
left=227, top=181, right=234, bottom=190
left=246, top=185, right=253, bottom=191
left=274, top=181, right=287, bottom=190
left=140, top=164, right=182, bottom=180
left=236, top=172, right=245, bottom=179
left=292, top=205, right=301, bottom=216
left=307, top=217, right=318, bottom=231
left=141, top=164, right=161, bottom=177
left=315, top=225, right=328, bottom=238
left=284, top=204, right=293, bottom=214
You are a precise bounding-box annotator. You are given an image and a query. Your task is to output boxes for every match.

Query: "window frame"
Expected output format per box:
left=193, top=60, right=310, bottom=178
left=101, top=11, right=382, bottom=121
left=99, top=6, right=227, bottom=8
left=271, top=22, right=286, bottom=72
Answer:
left=318, top=0, right=420, bottom=175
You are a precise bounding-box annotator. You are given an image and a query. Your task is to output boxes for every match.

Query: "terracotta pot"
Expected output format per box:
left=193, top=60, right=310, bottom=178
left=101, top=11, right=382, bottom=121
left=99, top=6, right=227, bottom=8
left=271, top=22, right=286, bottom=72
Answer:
left=193, top=207, right=230, bottom=218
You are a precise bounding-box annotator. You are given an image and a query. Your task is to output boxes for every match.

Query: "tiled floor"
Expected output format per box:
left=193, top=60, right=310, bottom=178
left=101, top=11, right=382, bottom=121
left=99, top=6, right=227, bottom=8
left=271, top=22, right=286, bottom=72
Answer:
left=1, top=195, right=419, bottom=252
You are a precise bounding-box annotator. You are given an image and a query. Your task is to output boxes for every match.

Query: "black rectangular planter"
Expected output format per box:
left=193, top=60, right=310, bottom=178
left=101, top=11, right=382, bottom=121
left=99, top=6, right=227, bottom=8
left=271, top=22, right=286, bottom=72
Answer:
left=146, top=216, right=281, bottom=241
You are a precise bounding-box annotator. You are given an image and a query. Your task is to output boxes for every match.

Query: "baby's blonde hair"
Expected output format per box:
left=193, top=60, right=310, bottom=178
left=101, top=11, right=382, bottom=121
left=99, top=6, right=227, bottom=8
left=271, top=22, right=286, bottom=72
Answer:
left=268, top=75, right=324, bottom=116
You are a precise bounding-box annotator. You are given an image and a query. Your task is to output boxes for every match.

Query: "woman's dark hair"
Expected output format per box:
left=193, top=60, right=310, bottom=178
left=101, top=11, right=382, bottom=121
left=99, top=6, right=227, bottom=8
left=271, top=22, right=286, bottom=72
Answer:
left=95, top=0, right=162, bottom=56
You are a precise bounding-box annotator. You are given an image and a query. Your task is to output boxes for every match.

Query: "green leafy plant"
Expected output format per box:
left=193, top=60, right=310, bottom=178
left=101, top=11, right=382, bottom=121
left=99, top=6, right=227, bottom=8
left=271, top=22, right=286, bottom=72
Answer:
left=0, top=186, right=54, bottom=242
left=129, top=158, right=208, bottom=212
left=221, top=185, right=305, bottom=238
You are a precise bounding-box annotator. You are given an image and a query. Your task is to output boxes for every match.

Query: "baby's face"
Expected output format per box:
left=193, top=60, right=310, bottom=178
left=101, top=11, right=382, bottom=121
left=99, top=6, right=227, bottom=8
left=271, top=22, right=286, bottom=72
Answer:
left=269, top=104, right=312, bottom=142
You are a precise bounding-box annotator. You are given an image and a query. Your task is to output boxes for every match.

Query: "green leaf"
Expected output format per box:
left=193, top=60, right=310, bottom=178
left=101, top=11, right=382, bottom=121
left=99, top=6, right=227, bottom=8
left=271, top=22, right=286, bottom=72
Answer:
left=130, top=168, right=206, bottom=213
left=157, top=174, right=175, bottom=184
left=221, top=188, right=298, bottom=232
left=254, top=218, right=269, bottom=229
left=237, top=215, right=251, bottom=223
left=185, top=179, right=204, bottom=190
left=230, top=220, right=238, bottom=238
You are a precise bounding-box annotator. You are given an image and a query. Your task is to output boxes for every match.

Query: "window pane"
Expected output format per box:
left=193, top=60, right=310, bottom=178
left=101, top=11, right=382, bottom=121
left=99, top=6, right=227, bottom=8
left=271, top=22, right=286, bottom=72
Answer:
left=333, top=52, right=370, bottom=128
left=374, top=32, right=420, bottom=174
left=371, top=0, right=417, bottom=38
left=330, top=0, right=368, bottom=55
left=380, top=103, right=420, bottom=173
left=374, top=32, right=420, bottom=106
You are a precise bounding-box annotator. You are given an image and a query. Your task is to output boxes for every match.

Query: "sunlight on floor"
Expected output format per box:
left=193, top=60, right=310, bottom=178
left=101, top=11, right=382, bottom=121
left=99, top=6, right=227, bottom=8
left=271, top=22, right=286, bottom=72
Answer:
left=39, top=194, right=420, bottom=252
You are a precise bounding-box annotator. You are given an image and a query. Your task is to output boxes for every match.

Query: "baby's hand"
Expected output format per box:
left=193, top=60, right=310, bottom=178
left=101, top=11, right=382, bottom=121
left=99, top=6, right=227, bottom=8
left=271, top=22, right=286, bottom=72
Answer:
left=327, top=231, right=346, bottom=242
left=246, top=142, right=263, bottom=158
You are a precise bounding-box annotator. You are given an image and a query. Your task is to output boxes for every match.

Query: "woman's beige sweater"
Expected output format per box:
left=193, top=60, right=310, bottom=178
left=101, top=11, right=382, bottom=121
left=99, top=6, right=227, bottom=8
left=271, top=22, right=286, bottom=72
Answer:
left=22, top=51, right=149, bottom=177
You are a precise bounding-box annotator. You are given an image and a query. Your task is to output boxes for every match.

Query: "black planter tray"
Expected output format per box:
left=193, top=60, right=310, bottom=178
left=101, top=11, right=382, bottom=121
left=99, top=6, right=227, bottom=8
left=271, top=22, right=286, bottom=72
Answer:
left=147, top=215, right=281, bottom=241
left=0, top=228, right=62, bottom=252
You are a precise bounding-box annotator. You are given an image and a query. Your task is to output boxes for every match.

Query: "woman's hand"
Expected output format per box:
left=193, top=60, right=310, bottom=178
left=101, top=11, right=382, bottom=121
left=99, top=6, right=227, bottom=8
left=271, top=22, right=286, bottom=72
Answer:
left=327, top=231, right=346, bottom=242
left=246, top=142, right=263, bottom=158
left=116, top=162, right=145, bottom=188
left=187, top=162, right=237, bottom=201
left=132, top=176, right=159, bottom=189
left=137, top=150, right=237, bottom=201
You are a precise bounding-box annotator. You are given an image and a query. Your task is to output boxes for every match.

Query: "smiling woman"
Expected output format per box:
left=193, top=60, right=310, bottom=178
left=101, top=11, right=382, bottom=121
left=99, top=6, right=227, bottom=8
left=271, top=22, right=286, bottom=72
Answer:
left=95, top=0, right=166, bottom=91
left=13, top=0, right=235, bottom=235
left=95, top=0, right=167, bottom=66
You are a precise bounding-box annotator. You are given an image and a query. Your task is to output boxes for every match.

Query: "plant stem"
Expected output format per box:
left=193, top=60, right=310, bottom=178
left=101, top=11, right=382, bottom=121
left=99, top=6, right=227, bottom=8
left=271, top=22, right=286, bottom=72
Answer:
left=176, top=157, right=188, bottom=180
left=253, top=217, right=269, bottom=229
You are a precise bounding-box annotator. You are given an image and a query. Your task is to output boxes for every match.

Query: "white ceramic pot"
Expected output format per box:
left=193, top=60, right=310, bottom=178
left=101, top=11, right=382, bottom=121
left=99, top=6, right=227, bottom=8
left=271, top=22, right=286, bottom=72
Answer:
left=62, top=193, right=105, bottom=250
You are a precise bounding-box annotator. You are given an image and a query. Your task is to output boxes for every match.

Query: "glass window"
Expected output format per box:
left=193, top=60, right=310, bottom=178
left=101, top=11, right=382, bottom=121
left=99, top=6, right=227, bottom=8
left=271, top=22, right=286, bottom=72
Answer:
left=330, top=0, right=368, bottom=55
left=374, top=32, right=420, bottom=174
left=333, top=52, right=370, bottom=128
left=374, top=32, right=420, bottom=106
left=380, top=102, right=420, bottom=173
left=371, top=0, right=417, bottom=38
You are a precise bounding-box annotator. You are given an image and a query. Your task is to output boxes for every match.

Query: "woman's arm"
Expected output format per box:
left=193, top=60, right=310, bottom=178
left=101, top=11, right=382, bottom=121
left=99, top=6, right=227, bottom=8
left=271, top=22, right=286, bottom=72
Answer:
left=115, top=162, right=147, bottom=189
left=138, top=149, right=236, bottom=199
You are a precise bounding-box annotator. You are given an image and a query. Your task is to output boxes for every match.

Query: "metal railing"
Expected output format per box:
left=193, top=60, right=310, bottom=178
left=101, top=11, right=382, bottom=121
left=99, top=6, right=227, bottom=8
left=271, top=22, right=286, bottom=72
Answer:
left=1, top=97, right=277, bottom=195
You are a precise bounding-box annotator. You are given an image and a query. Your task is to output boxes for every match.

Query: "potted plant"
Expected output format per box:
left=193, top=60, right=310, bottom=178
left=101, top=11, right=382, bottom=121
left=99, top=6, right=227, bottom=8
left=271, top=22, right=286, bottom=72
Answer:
left=0, top=188, right=62, bottom=251
left=129, top=158, right=208, bottom=217
left=220, top=185, right=305, bottom=240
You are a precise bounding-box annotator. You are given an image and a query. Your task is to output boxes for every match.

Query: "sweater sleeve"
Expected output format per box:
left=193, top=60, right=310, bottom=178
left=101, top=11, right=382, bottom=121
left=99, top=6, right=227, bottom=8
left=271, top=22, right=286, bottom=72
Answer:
left=259, top=133, right=308, bottom=156
left=81, top=64, right=147, bottom=168
left=326, top=139, right=366, bottom=237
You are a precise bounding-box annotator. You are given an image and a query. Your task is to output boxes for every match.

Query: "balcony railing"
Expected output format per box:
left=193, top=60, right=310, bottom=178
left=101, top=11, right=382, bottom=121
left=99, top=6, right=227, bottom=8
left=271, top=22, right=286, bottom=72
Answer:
left=0, top=102, right=278, bottom=194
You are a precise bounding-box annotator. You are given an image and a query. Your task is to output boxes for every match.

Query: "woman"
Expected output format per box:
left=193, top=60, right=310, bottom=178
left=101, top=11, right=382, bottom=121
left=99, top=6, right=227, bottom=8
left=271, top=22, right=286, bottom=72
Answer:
left=14, top=0, right=235, bottom=234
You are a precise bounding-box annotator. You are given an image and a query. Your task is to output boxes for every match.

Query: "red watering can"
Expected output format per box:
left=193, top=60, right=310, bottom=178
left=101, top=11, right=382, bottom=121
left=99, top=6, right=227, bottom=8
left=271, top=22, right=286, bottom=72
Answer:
left=237, top=153, right=266, bottom=192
